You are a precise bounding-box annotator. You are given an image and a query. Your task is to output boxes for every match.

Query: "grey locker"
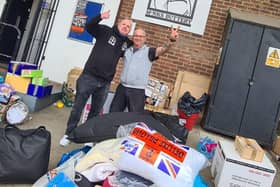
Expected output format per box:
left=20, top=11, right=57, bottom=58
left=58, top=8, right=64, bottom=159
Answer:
left=203, top=9, right=280, bottom=147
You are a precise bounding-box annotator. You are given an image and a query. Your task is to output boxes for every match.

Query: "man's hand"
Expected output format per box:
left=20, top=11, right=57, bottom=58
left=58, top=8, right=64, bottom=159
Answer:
left=101, top=10, right=110, bottom=19
left=169, top=25, right=180, bottom=42
left=155, top=25, right=179, bottom=57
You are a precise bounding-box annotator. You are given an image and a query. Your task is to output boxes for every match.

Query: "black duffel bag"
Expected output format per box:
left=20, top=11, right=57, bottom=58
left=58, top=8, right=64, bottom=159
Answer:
left=0, top=125, right=51, bottom=184
left=68, top=112, right=174, bottom=143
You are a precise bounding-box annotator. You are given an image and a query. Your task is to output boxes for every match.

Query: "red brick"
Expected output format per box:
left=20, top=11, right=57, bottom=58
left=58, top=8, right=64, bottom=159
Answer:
left=111, top=0, right=280, bottom=83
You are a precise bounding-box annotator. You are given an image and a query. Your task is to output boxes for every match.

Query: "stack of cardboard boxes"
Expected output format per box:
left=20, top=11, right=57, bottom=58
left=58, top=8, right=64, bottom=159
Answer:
left=5, top=61, right=52, bottom=98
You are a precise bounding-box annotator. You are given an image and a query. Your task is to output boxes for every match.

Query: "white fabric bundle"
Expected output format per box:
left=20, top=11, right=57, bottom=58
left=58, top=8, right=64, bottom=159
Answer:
left=116, top=123, right=207, bottom=187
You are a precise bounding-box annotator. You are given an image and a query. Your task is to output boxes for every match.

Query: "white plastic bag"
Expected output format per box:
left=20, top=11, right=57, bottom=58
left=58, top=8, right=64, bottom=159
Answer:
left=116, top=123, right=138, bottom=138
left=6, top=101, right=29, bottom=125
left=33, top=151, right=85, bottom=187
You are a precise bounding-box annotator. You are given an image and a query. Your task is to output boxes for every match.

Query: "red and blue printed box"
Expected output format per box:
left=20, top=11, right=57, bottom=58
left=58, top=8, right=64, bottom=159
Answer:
left=27, top=84, right=53, bottom=98
left=8, top=61, right=37, bottom=75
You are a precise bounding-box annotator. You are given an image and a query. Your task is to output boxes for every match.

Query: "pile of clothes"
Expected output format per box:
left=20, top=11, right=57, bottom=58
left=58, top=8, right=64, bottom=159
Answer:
left=33, top=123, right=209, bottom=187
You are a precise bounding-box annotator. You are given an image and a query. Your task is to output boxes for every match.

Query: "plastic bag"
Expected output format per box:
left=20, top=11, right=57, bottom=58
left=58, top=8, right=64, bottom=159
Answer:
left=177, top=92, right=208, bottom=115
left=194, top=175, right=209, bottom=187
left=33, top=151, right=85, bottom=187
left=6, top=101, right=29, bottom=125
left=197, top=136, right=217, bottom=159
left=46, top=172, right=77, bottom=187
left=57, top=146, right=91, bottom=167
left=116, top=123, right=138, bottom=138
left=104, top=170, right=155, bottom=187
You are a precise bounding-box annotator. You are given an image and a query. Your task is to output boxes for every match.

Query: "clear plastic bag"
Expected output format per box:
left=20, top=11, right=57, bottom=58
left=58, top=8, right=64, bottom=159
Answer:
left=116, top=122, right=138, bottom=138
left=6, top=101, right=29, bottom=125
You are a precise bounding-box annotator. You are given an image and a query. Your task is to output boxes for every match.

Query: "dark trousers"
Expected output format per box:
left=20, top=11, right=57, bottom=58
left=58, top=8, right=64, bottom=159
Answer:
left=109, top=84, right=145, bottom=112
left=65, top=73, right=110, bottom=135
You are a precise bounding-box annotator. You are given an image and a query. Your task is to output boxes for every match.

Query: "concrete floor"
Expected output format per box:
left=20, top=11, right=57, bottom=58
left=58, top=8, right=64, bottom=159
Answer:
left=0, top=104, right=279, bottom=187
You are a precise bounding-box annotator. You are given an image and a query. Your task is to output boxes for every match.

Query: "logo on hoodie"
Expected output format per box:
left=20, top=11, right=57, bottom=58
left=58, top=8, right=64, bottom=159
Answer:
left=108, top=36, right=116, bottom=46
left=122, top=42, right=128, bottom=51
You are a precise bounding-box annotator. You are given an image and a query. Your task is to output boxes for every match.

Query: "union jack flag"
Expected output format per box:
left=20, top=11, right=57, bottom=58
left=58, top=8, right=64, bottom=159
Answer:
left=157, top=158, right=180, bottom=179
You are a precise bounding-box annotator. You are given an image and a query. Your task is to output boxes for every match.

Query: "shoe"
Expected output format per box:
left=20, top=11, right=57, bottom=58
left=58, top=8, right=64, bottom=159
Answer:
left=59, top=135, right=71, bottom=146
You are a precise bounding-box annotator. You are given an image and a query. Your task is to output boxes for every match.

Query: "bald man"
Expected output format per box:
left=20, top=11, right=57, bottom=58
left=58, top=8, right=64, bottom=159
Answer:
left=110, top=26, right=179, bottom=112
left=60, top=10, right=133, bottom=146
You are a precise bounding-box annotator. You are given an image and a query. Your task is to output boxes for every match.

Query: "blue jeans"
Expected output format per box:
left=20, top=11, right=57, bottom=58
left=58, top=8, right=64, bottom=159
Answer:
left=65, top=73, right=110, bottom=135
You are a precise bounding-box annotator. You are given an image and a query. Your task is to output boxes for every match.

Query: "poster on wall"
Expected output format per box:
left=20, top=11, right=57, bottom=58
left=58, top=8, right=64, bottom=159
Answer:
left=132, top=0, right=212, bottom=35
left=68, top=0, right=103, bottom=43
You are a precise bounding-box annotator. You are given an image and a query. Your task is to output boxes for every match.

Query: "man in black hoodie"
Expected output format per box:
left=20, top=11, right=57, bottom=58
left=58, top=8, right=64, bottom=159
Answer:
left=60, top=10, right=132, bottom=146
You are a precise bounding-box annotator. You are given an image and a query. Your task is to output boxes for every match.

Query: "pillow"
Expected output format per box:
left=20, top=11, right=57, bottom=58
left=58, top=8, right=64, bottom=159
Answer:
left=116, top=122, right=207, bottom=187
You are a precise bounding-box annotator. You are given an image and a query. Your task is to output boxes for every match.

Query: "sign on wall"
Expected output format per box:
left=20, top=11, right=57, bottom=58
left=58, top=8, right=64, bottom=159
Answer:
left=132, top=0, right=212, bottom=35
left=68, top=0, right=103, bottom=43
left=265, top=47, right=280, bottom=68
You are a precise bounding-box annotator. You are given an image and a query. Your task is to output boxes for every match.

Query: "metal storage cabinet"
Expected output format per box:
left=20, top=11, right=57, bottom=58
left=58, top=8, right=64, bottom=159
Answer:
left=203, top=9, right=280, bottom=147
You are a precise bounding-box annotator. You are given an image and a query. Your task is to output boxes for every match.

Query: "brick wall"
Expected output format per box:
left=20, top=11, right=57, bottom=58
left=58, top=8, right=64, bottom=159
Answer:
left=112, top=0, right=280, bottom=85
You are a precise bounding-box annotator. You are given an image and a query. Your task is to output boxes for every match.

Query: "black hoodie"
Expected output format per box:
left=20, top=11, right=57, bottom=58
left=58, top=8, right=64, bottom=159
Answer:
left=83, top=14, right=132, bottom=81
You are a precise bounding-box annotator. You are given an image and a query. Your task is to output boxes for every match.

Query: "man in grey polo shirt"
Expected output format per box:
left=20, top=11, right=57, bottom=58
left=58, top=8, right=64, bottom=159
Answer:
left=109, top=26, right=179, bottom=112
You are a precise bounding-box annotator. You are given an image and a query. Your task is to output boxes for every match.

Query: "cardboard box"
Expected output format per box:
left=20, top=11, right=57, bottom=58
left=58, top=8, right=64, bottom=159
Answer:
left=169, top=71, right=211, bottom=110
left=7, top=61, right=37, bottom=75
left=21, top=69, right=43, bottom=78
left=67, top=67, right=82, bottom=91
left=273, top=136, right=280, bottom=155
left=235, top=135, right=264, bottom=162
left=145, top=77, right=172, bottom=108
left=211, top=140, right=276, bottom=187
left=27, top=84, right=53, bottom=98
left=5, top=73, right=31, bottom=93
left=32, top=77, right=49, bottom=86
